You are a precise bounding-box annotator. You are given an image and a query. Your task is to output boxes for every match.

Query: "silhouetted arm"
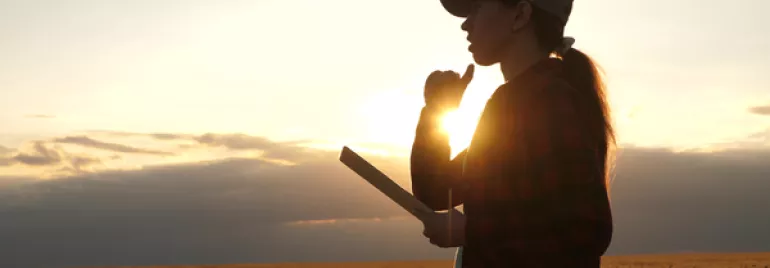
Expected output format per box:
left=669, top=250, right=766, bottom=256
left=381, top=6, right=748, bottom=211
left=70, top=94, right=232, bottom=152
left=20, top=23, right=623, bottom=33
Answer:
left=410, top=106, right=467, bottom=211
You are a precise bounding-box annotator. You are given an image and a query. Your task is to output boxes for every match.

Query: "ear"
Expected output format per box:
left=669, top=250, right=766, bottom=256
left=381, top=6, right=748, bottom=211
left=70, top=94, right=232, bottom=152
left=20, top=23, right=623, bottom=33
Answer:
left=510, top=1, right=533, bottom=32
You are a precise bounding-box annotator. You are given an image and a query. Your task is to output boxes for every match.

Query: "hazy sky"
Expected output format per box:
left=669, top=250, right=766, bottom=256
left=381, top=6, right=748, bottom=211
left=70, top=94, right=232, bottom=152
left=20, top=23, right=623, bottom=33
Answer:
left=2, top=0, right=769, bottom=157
left=1, top=0, right=769, bottom=267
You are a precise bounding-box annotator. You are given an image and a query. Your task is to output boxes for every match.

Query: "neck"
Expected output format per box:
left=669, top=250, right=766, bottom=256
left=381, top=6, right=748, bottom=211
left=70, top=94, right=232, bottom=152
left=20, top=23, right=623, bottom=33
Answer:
left=499, top=39, right=549, bottom=82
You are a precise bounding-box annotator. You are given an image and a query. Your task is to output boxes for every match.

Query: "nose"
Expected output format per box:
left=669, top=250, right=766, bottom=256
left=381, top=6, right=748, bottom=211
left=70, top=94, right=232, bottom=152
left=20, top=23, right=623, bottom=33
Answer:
left=460, top=17, right=471, bottom=32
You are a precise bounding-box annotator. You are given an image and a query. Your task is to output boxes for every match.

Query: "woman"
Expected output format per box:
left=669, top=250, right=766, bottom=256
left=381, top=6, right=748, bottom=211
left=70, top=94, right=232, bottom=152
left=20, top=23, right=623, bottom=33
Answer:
left=410, top=0, right=615, bottom=267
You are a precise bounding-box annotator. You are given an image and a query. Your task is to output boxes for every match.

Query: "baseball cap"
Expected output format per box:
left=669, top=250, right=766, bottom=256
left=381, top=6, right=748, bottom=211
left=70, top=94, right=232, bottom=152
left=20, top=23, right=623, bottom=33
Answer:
left=440, top=0, right=573, bottom=24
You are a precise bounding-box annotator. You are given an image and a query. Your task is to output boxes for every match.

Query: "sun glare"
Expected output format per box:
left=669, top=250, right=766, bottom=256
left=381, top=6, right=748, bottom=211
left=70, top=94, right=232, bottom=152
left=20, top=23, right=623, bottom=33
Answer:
left=441, top=108, right=481, bottom=158
left=356, top=65, right=503, bottom=158
left=439, top=67, right=503, bottom=158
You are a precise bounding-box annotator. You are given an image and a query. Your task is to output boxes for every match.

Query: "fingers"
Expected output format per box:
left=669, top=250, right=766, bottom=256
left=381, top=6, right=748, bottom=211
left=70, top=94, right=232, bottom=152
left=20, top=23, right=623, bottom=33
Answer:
left=425, top=71, right=443, bottom=89
left=461, top=64, right=475, bottom=85
left=428, top=234, right=450, bottom=248
left=422, top=224, right=438, bottom=245
left=423, top=65, right=474, bottom=108
left=427, top=69, right=466, bottom=86
left=427, top=65, right=473, bottom=85
left=420, top=216, right=449, bottom=248
left=424, top=228, right=442, bottom=247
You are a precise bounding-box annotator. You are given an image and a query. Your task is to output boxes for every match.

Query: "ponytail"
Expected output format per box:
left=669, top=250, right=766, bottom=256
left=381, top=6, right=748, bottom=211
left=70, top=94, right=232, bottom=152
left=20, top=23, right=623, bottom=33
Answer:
left=529, top=7, right=617, bottom=191
left=561, top=48, right=617, bottom=190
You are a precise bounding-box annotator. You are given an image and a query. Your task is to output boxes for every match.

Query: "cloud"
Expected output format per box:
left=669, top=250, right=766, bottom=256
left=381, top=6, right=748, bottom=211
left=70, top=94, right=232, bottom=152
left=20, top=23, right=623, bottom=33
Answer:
left=12, top=141, right=62, bottom=166
left=0, top=141, right=103, bottom=175
left=24, top=114, right=55, bottom=119
left=3, top=132, right=770, bottom=267
left=749, top=105, right=770, bottom=115
left=53, top=135, right=174, bottom=156
left=0, top=148, right=407, bottom=216
left=90, top=131, right=315, bottom=161
left=84, top=131, right=312, bottom=161
left=704, top=128, right=770, bottom=150
left=88, top=130, right=192, bottom=140
left=0, top=146, right=440, bottom=268
left=149, top=133, right=188, bottom=140
left=193, top=133, right=312, bottom=160
left=2, top=142, right=770, bottom=259
left=67, top=155, right=102, bottom=172
left=194, top=133, right=274, bottom=149
left=1, top=132, right=321, bottom=177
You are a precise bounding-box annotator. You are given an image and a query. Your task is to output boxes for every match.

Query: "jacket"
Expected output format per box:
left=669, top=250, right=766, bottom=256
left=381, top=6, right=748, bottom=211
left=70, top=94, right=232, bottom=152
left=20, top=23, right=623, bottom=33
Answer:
left=410, top=58, right=613, bottom=267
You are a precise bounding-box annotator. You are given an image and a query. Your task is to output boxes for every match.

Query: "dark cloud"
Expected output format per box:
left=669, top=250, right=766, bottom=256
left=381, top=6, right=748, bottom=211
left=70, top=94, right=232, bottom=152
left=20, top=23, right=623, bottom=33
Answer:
left=12, top=141, right=62, bottom=166
left=24, top=114, right=55, bottom=119
left=0, top=142, right=103, bottom=174
left=0, top=149, right=406, bottom=215
left=2, top=139, right=770, bottom=267
left=149, top=133, right=188, bottom=140
left=53, top=135, right=173, bottom=156
left=749, top=105, right=770, bottom=115
left=67, top=155, right=102, bottom=172
left=608, top=146, right=770, bottom=256
left=84, top=131, right=310, bottom=160
left=0, top=176, right=30, bottom=188
left=0, top=147, right=435, bottom=268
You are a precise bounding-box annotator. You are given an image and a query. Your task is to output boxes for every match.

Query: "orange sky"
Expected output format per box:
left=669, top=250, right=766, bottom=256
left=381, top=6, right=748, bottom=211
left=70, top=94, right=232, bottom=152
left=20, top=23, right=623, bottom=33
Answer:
left=1, top=0, right=769, bottom=178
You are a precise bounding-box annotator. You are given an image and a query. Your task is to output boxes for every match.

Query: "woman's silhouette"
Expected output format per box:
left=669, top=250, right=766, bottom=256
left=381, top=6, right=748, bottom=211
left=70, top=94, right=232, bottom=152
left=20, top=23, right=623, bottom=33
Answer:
left=410, top=0, right=614, bottom=267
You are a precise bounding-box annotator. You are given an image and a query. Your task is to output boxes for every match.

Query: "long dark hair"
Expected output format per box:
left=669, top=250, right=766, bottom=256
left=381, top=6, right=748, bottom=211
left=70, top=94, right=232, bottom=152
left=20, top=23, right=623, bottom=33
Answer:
left=528, top=4, right=617, bottom=190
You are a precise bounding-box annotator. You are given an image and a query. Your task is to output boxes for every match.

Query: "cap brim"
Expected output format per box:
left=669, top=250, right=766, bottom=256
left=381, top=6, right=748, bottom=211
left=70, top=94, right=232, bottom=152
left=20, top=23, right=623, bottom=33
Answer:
left=440, top=0, right=472, bottom=17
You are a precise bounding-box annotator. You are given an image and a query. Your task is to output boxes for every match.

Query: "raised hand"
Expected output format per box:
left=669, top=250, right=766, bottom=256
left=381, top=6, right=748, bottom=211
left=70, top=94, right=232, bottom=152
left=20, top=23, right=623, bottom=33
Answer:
left=424, top=64, right=475, bottom=110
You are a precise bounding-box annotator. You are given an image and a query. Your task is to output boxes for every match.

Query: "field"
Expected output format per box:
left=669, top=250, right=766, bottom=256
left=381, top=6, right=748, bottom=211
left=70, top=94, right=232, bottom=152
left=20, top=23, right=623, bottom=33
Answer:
left=84, top=252, right=770, bottom=268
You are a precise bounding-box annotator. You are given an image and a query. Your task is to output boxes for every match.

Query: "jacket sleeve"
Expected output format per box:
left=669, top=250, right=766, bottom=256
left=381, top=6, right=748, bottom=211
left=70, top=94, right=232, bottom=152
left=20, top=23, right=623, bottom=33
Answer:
left=410, top=106, right=467, bottom=211
left=479, top=86, right=613, bottom=266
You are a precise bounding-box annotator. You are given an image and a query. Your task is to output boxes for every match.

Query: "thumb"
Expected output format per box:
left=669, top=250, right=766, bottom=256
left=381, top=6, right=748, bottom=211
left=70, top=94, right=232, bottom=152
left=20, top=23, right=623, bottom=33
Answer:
left=460, top=64, right=475, bottom=85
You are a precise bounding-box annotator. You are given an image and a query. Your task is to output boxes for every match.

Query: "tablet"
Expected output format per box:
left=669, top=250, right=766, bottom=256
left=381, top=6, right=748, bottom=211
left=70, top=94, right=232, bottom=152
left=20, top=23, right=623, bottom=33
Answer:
left=338, top=146, right=437, bottom=222
left=339, top=146, right=464, bottom=267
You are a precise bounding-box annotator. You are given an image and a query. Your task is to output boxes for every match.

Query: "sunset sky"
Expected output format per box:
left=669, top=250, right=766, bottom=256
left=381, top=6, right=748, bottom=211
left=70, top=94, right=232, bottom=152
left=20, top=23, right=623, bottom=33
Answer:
left=2, top=0, right=769, bottom=178
left=1, top=1, right=770, bottom=267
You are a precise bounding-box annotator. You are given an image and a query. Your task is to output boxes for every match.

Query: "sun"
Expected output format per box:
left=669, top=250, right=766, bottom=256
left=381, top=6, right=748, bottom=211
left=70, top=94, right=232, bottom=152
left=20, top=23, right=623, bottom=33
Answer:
left=438, top=67, right=503, bottom=158
left=356, top=65, right=503, bottom=157
left=440, top=107, right=482, bottom=158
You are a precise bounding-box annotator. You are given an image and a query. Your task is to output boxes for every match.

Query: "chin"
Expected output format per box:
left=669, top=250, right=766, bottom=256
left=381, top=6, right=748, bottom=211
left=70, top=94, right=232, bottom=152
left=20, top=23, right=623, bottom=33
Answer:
left=471, top=52, right=499, bottom=67
left=469, top=46, right=500, bottom=66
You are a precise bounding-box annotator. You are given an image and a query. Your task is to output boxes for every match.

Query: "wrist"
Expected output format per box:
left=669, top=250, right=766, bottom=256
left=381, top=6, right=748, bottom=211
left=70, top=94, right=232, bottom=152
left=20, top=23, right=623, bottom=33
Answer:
left=416, top=106, right=451, bottom=140
left=424, top=98, right=460, bottom=111
left=423, top=103, right=456, bottom=116
left=420, top=105, right=449, bottom=127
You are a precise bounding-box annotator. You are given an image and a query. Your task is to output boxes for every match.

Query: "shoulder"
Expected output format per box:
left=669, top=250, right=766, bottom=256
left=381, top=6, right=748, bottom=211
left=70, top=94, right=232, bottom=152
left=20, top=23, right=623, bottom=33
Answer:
left=540, top=75, right=579, bottom=113
left=523, top=74, right=581, bottom=126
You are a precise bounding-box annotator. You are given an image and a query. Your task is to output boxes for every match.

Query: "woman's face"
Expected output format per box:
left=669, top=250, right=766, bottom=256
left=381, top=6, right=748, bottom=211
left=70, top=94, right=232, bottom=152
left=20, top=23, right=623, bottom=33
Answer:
left=461, top=0, right=530, bottom=66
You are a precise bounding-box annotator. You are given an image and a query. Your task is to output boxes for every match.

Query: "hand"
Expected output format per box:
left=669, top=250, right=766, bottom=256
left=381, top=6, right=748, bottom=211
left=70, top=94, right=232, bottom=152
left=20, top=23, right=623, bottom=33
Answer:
left=424, top=64, right=475, bottom=110
left=412, top=208, right=466, bottom=248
